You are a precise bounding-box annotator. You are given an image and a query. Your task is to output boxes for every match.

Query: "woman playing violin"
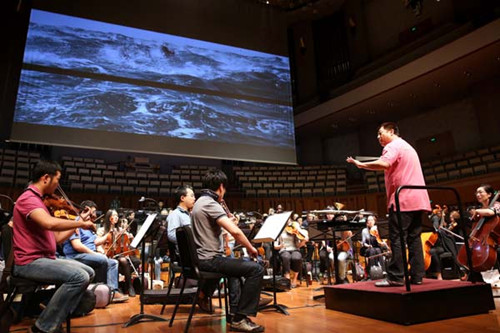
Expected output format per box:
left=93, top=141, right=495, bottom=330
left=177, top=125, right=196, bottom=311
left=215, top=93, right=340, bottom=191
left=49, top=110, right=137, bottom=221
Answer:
left=274, top=217, right=309, bottom=288
left=361, top=215, right=387, bottom=279
left=332, top=230, right=353, bottom=284
left=100, top=209, right=141, bottom=297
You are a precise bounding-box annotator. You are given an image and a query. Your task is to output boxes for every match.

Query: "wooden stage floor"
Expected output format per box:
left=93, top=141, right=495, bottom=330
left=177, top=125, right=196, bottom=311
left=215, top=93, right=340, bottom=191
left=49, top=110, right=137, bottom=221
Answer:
left=10, top=281, right=500, bottom=333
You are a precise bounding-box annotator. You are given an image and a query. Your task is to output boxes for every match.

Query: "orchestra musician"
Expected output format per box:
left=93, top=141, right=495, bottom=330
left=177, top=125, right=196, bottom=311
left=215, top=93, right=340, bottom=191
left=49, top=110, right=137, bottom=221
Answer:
left=318, top=211, right=335, bottom=283
left=12, top=160, right=96, bottom=333
left=347, top=122, right=431, bottom=287
left=361, top=215, right=387, bottom=279
left=62, top=200, right=128, bottom=302
left=166, top=185, right=195, bottom=247
left=474, top=184, right=500, bottom=270
left=474, top=184, right=500, bottom=219
left=101, top=209, right=141, bottom=297
left=333, top=230, right=353, bottom=284
left=191, top=169, right=265, bottom=332
left=274, top=218, right=309, bottom=288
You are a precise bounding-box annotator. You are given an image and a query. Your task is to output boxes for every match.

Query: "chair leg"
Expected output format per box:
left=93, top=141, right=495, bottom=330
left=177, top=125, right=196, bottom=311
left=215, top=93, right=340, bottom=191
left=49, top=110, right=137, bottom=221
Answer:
left=0, top=287, right=18, bottom=319
left=217, top=279, right=223, bottom=308
left=66, top=316, right=71, bottom=333
left=169, top=276, right=187, bottom=327
left=161, top=272, right=181, bottom=315
left=223, top=278, right=229, bottom=320
left=184, top=281, right=203, bottom=333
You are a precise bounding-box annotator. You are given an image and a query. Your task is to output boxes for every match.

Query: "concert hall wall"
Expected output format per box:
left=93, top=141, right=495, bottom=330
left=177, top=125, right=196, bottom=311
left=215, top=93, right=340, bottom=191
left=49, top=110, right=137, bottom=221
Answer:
left=316, top=78, right=500, bottom=168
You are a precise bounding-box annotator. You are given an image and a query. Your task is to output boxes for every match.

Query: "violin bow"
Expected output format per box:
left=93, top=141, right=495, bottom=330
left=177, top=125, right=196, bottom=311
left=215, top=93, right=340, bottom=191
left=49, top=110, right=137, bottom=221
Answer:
left=56, top=184, right=80, bottom=215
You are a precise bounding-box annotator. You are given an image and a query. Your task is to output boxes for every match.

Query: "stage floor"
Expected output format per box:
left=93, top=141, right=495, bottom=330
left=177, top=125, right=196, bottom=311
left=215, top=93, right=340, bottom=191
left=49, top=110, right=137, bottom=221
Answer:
left=10, top=280, right=500, bottom=333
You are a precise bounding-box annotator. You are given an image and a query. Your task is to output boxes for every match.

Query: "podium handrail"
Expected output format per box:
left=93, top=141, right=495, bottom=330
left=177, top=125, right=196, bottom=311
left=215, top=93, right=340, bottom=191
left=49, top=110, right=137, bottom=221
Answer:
left=394, top=185, right=470, bottom=291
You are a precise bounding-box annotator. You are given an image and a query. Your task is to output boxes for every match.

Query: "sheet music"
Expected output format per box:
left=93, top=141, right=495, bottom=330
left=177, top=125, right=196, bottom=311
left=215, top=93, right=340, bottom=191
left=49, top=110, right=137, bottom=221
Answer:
left=130, top=213, right=157, bottom=249
left=252, top=211, right=292, bottom=243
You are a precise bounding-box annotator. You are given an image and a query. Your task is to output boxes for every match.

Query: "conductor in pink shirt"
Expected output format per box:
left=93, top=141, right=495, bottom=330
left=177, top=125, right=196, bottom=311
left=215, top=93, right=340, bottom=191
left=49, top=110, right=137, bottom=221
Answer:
left=347, top=122, right=431, bottom=287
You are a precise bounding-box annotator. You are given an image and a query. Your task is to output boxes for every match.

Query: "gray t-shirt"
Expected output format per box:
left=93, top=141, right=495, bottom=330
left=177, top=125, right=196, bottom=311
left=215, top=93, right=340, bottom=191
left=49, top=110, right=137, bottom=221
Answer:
left=191, top=195, right=227, bottom=260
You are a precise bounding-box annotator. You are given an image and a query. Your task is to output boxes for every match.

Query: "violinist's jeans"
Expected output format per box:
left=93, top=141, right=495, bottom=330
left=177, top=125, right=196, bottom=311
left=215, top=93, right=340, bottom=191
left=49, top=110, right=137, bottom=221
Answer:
left=72, top=253, right=119, bottom=290
left=199, top=256, right=264, bottom=317
left=14, top=258, right=94, bottom=333
left=386, top=209, right=425, bottom=282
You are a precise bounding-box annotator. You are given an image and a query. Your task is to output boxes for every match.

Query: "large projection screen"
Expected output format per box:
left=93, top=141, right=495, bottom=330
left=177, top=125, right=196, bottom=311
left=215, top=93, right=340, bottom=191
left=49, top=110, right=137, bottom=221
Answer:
left=10, top=6, right=296, bottom=164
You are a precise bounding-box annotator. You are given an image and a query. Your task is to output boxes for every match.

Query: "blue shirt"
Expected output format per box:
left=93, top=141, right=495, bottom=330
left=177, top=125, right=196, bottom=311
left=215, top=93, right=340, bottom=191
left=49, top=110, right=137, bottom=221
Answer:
left=167, top=206, right=191, bottom=244
left=63, top=228, right=97, bottom=258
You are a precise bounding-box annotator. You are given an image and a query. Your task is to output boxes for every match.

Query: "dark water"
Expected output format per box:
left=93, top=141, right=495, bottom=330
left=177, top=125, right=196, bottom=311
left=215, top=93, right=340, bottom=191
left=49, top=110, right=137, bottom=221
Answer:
left=14, top=10, right=295, bottom=148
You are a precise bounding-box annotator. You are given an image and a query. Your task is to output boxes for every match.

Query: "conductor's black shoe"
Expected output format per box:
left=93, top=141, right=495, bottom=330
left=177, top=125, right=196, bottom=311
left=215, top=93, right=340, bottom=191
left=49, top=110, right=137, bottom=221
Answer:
left=374, top=279, right=404, bottom=287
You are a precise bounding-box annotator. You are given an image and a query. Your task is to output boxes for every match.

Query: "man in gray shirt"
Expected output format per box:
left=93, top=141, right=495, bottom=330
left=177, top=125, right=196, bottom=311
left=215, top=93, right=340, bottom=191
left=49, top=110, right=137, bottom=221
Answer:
left=167, top=185, right=195, bottom=245
left=191, top=169, right=265, bottom=332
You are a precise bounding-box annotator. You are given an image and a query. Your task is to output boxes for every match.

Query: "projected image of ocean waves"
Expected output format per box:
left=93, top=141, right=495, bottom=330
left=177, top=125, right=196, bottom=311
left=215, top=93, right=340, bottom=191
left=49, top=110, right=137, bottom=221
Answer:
left=23, top=17, right=291, bottom=102
left=15, top=71, right=295, bottom=148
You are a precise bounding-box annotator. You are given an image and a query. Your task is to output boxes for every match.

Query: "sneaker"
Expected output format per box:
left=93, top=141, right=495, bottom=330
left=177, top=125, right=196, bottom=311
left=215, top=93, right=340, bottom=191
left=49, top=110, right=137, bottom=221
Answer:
left=112, top=291, right=129, bottom=303
left=230, top=317, right=265, bottom=332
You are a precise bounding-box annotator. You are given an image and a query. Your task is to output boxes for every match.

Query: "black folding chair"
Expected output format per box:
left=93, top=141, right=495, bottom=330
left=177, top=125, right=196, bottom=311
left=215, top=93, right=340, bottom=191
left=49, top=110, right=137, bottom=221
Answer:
left=169, top=225, right=229, bottom=333
left=159, top=240, right=188, bottom=315
left=0, top=224, right=71, bottom=332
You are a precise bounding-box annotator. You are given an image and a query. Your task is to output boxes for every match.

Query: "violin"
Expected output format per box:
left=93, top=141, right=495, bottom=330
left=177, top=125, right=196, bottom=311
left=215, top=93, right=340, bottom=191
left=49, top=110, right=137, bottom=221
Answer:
left=285, top=221, right=307, bottom=241
left=43, top=185, right=93, bottom=221
left=336, top=239, right=350, bottom=252
left=104, top=219, right=137, bottom=258
left=369, top=226, right=386, bottom=248
left=44, top=194, right=80, bottom=219
left=336, top=231, right=354, bottom=252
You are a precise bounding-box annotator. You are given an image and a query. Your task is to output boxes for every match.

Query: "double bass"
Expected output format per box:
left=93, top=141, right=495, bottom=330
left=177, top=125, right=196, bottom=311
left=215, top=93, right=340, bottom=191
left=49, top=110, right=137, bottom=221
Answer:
left=457, top=192, right=500, bottom=272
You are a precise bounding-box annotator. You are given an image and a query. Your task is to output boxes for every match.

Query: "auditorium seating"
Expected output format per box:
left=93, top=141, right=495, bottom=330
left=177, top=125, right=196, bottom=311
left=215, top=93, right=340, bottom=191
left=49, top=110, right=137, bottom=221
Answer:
left=233, top=164, right=347, bottom=197
left=0, top=145, right=498, bottom=199
left=0, top=148, right=40, bottom=188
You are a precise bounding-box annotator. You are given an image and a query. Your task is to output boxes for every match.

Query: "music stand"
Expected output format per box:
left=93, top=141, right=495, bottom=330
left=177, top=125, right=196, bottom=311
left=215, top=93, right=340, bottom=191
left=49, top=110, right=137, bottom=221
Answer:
left=252, top=211, right=292, bottom=316
left=124, top=213, right=167, bottom=327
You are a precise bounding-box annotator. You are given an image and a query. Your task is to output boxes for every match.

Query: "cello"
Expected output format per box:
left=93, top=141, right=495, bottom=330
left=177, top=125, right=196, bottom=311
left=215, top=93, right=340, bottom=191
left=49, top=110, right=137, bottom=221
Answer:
left=422, top=205, right=447, bottom=270
left=457, top=191, right=500, bottom=272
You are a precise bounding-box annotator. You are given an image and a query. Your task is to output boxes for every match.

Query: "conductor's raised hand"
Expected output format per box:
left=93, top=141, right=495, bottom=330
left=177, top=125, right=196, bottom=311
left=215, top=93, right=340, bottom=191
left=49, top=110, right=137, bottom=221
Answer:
left=346, top=156, right=358, bottom=165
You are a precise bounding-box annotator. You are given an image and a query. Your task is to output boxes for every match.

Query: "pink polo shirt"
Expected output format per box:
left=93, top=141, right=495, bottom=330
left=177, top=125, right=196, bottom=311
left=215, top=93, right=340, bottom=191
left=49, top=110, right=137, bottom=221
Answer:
left=380, top=137, right=431, bottom=212
left=13, top=185, right=56, bottom=265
